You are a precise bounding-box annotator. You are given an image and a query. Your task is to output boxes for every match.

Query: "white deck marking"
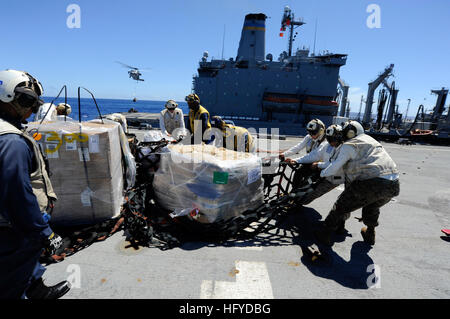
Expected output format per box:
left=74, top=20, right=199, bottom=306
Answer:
left=200, top=261, right=274, bottom=299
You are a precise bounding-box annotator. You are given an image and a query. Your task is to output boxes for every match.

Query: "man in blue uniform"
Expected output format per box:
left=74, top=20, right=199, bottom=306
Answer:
left=0, top=69, right=70, bottom=299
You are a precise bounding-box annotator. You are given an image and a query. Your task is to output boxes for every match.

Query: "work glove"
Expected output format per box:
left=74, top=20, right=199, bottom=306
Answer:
left=43, top=232, right=63, bottom=256
left=42, top=212, right=51, bottom=223
left=311, top=162, right=320, bottom=170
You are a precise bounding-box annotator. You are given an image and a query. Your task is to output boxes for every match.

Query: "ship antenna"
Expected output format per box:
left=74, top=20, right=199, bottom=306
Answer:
left=281, top=6, right=305, bottom=56
left=313, top=18, right=318, bottom=55
left=221, top=24, right=226, bottom=59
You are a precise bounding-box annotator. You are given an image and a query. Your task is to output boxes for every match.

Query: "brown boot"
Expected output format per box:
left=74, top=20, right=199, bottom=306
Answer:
left=361, top=226, right=376, bottom=245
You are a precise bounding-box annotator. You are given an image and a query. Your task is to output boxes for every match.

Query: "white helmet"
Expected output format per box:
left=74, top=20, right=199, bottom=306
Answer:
left=325, top=124, right=343, bottom=144
left=306, top=118, right=325, bottom=136
left=165, top=99, right=178, bottom=110
left=56, top=103, right=72, bottom=116
left=342, top=120, right=365, bottom=141
left=0, top=69, right=44, bottom=114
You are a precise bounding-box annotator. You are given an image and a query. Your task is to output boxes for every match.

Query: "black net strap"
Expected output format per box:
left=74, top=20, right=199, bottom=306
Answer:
left=42, top=142, right=306, bottom=261
left=264, top=162, right=299, bottom=201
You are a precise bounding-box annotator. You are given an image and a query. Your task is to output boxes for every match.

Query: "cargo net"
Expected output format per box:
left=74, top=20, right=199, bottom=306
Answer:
left=41, top=138, right=313, bottom=263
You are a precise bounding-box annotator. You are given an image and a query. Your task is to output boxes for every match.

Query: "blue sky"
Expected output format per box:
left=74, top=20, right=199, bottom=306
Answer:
left=0, top=0, right=449, bottom=116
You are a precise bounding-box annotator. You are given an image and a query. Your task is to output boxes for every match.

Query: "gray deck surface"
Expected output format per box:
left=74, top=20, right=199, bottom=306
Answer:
left=43, top=133, right=450, bottom=299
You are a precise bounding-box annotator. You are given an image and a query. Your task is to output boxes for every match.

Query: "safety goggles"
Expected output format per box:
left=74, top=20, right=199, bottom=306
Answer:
left=307, top=129, right=320, bottom=136
left=14, top=86, right=43, bottom=112
left=166, top=102, right=177, bottom=110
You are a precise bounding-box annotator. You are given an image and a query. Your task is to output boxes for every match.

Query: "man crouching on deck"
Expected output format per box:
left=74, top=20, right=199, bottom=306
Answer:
left=314, top=120, right=400, bottom=246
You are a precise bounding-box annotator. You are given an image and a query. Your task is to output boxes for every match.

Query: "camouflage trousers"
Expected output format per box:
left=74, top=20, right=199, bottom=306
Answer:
left=298, top=179, right=338, bottom=205
left=324, top=177, right=400, bottom=229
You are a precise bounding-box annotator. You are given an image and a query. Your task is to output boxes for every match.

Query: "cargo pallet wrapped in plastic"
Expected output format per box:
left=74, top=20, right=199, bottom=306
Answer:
left=152, top=144, right=264, bottom=224
left=26, top=119, right=129, bottom=226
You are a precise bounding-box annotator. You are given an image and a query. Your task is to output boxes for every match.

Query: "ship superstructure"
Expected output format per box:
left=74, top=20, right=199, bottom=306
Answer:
left=192, top=7, right=347, bottom=133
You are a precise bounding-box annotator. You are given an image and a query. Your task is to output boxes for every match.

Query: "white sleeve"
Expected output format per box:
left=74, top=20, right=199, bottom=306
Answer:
left=249, top=136, right=257, bottom=153
left=159, top=113, right=168, bottom=135
left=317, top=161, right=328, bottom=169
left=295, top=143, right=323, bottom=164
left=178, top=109, right=185, bottom=130
left=320, top=144, right=356, bottom=178
left=283, top=135, right=310, bottom=157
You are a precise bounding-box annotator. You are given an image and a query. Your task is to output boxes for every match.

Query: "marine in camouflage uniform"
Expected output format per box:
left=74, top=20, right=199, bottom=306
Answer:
left=315, top=121, right=400, bottom=246
left=324, top=177, right=399, bottom=231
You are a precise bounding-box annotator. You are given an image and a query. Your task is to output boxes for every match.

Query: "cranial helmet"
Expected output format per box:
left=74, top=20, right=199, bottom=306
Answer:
left=306, top=118, right=325, bottom=136
left=56, top=103, right=72, bottom=116
left=165, top=99, right=178, bottom=110
left=0, top=69, right=44, bottom=117
left=325, top=124, right=343, bottom=145
left=211, top=115, right=225, bottom=129
left=342, top=120, right=364, bottom=141
left=185, top=93, right=200, bottom=104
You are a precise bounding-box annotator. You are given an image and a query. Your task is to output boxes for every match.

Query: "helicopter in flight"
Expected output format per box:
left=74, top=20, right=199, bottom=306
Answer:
left=115, top=61, right=150, bottom=81
left=116, top=61, right=151, bottom=102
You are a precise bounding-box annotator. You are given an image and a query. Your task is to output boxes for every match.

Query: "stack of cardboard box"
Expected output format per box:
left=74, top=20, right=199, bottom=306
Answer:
left=27, top=121, right=124, bottom=226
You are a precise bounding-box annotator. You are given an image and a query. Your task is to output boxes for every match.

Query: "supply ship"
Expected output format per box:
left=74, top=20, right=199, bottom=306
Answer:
left=120, top=6, right=348, bottom=136
left=120, top=5, right=449, bottom=143
left=192, top=6, right=347, bottom=135
left=191, top=6, right=450, bottom=143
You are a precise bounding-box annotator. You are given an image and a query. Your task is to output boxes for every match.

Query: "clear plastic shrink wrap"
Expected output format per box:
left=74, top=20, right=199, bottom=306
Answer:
left=152, top=144, right=264, bottom=223
left=26, top=120, right=131, bottom=226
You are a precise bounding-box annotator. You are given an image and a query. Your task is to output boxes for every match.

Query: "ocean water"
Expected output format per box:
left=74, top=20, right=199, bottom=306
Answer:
left=32, top=97, right=409, bottom=123
left=37, top=97, right=189, bottom=122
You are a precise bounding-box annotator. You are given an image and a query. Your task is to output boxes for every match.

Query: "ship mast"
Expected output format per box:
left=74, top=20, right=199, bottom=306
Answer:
left=281, top=6, right=305, bottom=57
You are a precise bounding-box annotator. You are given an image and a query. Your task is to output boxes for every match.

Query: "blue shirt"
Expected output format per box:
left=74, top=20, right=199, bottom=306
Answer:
left=0, top=117, right=53, bottom=240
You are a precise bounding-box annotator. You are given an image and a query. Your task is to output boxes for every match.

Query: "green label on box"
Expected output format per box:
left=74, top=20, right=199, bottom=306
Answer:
left=213, top=171, right=229, bottom=184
